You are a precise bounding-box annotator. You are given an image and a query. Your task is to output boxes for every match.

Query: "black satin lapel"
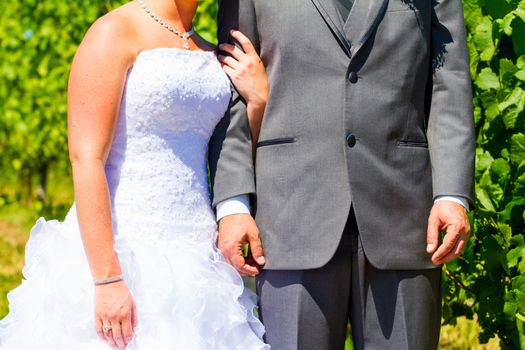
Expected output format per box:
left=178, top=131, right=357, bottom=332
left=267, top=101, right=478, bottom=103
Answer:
left=310, top=0, right=352, bottom=56
left=344, top=0, right=389, bottom=56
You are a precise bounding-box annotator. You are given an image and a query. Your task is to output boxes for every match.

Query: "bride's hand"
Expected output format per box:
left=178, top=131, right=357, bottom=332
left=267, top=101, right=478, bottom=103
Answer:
left=94, top=281, right=137, bottom=350
left=218, top=30, right=269, bottom=108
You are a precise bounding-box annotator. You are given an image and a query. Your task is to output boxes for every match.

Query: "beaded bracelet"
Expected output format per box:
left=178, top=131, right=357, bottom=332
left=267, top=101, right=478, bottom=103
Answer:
left=93, top=275, right=124, bottom=286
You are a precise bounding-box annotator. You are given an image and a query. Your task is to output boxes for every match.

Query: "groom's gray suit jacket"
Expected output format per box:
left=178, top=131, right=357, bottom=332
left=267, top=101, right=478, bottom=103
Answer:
left=209, top=0, right=475, bottom=270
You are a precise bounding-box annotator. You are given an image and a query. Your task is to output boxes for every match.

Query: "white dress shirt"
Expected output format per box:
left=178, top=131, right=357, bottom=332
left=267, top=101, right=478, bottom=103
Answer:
left=216, top=194, right=469, bottom=221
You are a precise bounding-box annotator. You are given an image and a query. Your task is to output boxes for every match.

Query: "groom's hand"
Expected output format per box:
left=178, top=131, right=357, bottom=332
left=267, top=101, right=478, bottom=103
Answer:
left=218, top=214, right=266, bottom=275
left=426, top=201, right=471, bottom=265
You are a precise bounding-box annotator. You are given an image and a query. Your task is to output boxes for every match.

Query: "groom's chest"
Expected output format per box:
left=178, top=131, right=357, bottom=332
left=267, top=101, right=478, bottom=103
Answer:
left=252, top=1, right=348, bottom=63
left=252, top=1, right=332, bottom=42
left=251, top=0, right=430, bottom=67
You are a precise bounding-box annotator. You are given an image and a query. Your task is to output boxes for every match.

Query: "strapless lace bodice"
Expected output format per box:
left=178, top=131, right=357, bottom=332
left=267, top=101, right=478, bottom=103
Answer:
left=101, top=48, right=231, bottom=241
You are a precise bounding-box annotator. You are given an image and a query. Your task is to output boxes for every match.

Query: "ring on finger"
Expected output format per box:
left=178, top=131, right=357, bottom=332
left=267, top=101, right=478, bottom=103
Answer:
left=102, top=324, right=112, bottom=333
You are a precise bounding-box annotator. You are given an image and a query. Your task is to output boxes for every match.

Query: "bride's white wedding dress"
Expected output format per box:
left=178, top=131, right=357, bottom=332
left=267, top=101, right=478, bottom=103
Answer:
left=0, top=48, right=268, bottom=350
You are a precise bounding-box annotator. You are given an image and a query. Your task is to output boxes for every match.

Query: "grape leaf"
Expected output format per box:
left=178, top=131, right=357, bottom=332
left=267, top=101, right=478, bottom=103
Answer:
left=474, top=17, right=496, bottom=62
left=511, top=133, right=525, bottom=164
left=475, top=67, right=501, bottom=90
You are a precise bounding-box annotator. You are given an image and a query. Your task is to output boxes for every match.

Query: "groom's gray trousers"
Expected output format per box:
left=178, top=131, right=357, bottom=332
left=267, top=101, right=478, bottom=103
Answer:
left=256, top=210, right=442, bottom=350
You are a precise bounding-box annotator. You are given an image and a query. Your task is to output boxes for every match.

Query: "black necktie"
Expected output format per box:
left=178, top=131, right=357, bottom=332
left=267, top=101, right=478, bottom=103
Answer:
left=335, top=0, right=354, bottom=21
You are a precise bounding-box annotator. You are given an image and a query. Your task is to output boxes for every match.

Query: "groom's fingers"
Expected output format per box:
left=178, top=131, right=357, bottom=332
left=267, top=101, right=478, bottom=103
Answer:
left=231, top=250, right=259, bottom=275
left=220, top=241, right=236, bottom=266
left=219, top=238, right=256, bottom=275
left=431, top=227, right=461, bottom=264
left=239, top=264, right=260, bottom=276
left=429, top=201, right=470, bottom=265
left=224, top=238, right=262, bottom=275
left=218, top=214, right=263, bottom=275
left=426, top=213, right=440, bottom=254
left=434, top=236, right=466, bottom=264
left=248, top=233, right=266, bottom=266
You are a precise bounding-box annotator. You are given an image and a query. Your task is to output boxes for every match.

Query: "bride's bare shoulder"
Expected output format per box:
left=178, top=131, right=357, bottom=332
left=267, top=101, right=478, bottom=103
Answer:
left=76, top=2, right=142, bottom=63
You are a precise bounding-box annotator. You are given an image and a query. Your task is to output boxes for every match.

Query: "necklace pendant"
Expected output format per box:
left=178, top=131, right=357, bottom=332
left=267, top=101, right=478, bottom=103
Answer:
left=138, top=0, right=194, bottom=51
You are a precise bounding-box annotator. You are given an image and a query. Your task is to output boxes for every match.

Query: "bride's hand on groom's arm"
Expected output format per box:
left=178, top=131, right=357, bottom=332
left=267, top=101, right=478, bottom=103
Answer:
left=218, top=30, right=268, bottom=146
left=218, top=30, right=269, bottom=109
left=218, top=214, right=266, bottom=276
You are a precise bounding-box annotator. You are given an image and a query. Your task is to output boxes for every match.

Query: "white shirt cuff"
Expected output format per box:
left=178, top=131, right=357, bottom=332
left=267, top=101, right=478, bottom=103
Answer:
left=216, top=194, right=251, bottom=221
left=434, top=195, right=470, bottom=211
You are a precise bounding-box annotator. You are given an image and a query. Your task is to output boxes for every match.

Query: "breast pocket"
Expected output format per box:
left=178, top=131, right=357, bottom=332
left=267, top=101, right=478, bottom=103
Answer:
left=256, top=137, right=297, bottom=148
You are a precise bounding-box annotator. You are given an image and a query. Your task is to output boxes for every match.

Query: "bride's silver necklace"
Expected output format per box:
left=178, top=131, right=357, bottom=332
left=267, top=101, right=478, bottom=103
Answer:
left=138, top=0, right=195, bottom=50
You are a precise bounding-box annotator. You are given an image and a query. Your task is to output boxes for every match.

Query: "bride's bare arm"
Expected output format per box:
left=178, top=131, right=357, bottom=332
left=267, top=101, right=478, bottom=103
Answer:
left=218, top=30, right=269, bottom=154
left=68, top=14, right=137, bottom=350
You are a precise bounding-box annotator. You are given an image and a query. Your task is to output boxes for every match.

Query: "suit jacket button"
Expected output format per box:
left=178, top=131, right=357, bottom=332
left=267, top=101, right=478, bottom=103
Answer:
left=348, top=71, right=358, bottom=83
left=346, top=134, right=357, bottom=147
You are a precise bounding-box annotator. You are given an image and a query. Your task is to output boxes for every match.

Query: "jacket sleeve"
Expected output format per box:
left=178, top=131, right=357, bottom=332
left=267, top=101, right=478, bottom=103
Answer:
left=208, top=0, right=259, bottom=208
left=426, top=0, right=476, bottom=207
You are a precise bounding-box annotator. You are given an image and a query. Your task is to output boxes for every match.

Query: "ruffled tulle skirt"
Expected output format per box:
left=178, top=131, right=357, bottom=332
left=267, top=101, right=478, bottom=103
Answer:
left=0, top=209, right=269, bottom=349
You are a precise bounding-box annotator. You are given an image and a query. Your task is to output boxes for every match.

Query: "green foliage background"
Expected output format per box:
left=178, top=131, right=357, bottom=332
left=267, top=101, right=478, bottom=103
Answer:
left=0, top=0, right=217, bottom=206
left=0, top=0, right=524, bottom=348
left=440, top=0, right=525, bottom=348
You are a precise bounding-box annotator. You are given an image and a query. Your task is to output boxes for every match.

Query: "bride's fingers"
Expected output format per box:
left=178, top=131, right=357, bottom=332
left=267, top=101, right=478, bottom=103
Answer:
left=110, top=319, right=126, bottom=349
left=218, top=55, right=241, bottom=70
left=131, top=301, right=138, bottom=331
left=102, top=324, right=117, bottom=349
left=229, top=30, right=257, bottom=56
left=95, top=317, right=105, bottom=340
left=121, top=316, right=134, bottom=345
left=219, top=43, right=246, bottom=62
left=220, top=64, right=235, bottom=78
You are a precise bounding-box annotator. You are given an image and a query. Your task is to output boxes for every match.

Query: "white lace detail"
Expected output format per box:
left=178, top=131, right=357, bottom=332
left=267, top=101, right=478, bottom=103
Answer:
left=101, top=48, right=231, bottom=242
